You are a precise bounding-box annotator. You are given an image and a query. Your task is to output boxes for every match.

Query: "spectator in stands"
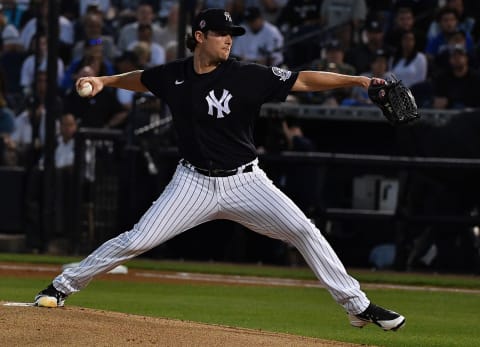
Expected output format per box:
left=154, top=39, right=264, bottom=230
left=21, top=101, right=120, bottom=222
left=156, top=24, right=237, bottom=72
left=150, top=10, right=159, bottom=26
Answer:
left=392, top=0, right=440, bottom=33
left=0, top=0, right=28, bottom=30
left=63, top=65, right=127, bottom=129
left=20, top=32, right=64, bottom=96
left=389, top=30, right=428, bottom=88
left=72, top=11, right=119, bottom=62
left=0, top=4, right=19, bottom=43
left=302, top=39, right=356, bottom=105
left=427, top=0, right=475, bottom=40
left=37, top=112, right=77, bottom=170
left=113, top=51, right=143, bottom=110
left=384, top=7, right=426, bottom=54
left=79, top=0, right=111, bottom=17
left=0, top=69, right=15, bottom=137
left=345, top=17, right=386, bottom=74
left=19, top=0, right=74, bottom=55
left=52, top=112, right=78, bottom=253
left=432, top=45, right=480, bottom=109
left=129, top=41, right=151, bottom=69
left=433, top=29, right=478, bottom=75
left=157, top=0, right=177, bottom=25
left=424, top=7, right=474, bottom=62
left=196, top=0, right=233, bottom=13
left=345, top=49, right=394, bottom=106
left=320, top=0, right=367, bottom=49
left=158, top=3, right=185, bottom=46
left=117, top=2, right=162, bottom=52
left=54, top=113, right=77, bottom=170
left=241, top=0, right=287, bottom=24
left=128, top=24, right=166, bottom=67
left=0, top=71, right=15, bottom=166
left=232, top=6, right=284, bottom=66
left=0, top=9, right=24, bottom=97
left=61, top=38, right=115, bottom=93
left=276, top=0, right=323, bottom=68
left=11, top=71, right=58, bottom=167
left=165, top=40, right=179, bottom=62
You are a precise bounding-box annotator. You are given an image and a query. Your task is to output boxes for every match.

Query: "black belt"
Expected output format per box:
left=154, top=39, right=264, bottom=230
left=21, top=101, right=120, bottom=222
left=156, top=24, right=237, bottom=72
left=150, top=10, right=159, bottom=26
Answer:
left=181, top=160, right=254, bottom=177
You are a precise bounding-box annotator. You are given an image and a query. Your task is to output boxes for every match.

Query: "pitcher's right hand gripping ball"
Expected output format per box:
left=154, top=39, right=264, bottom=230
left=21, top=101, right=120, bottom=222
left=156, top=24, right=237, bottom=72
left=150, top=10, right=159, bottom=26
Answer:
left=368, top=78, right=419, bottom=125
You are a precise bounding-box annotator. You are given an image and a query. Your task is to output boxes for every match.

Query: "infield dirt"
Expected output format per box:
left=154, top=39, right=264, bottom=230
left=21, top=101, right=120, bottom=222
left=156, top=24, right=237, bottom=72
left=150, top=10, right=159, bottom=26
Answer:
left=0, top=263, right=370, bottom=347
left=0, top=304, right=366, bottom=347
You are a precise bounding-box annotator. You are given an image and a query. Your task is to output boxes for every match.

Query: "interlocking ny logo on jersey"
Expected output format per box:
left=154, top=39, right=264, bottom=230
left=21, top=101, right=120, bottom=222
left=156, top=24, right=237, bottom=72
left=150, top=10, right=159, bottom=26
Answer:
left=206, top=89, right=232, bottom=118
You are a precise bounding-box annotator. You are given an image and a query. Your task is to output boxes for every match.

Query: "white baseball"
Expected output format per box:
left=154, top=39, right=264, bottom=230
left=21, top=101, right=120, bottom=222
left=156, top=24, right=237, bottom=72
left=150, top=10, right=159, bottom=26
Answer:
left=77, top=82, right=93, bottom=97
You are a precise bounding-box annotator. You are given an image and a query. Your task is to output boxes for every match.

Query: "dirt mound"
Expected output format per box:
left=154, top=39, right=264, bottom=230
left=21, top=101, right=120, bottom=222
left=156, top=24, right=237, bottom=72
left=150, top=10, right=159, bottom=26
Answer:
left=0, top=304, right=361, bottom=347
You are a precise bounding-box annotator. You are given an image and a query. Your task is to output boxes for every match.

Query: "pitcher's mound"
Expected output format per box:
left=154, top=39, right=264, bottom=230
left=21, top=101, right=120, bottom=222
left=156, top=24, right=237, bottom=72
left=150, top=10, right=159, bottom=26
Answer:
left=0, top=304, right=362, bottom=346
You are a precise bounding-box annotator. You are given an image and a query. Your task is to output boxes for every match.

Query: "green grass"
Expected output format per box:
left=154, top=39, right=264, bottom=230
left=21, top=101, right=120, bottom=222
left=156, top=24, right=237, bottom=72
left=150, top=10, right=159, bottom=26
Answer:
left=1, top=253, right=479, bottom=289
left=1, top=276, right=479, bottom=347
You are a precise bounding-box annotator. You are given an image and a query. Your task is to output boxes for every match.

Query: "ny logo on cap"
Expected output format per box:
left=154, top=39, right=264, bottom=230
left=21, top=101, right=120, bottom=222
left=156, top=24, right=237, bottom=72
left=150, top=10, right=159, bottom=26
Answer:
left=224, top=11, right=232, bottom=22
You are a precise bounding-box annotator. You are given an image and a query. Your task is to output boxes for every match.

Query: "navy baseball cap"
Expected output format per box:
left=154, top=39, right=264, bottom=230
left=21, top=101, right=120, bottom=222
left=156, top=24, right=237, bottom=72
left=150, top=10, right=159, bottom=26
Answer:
left=192, top=8, right=245, bottom=36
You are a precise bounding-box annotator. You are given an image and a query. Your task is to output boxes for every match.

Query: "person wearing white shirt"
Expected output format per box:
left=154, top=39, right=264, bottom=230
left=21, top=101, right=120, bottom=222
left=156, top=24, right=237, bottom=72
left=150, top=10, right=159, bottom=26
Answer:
left=390, top=30, right=428, bottom=88
left=19, top=3, right=73, bottom=51
left=232, top=7, right=284, bottom=66
left=20, top=33, right=64, bottom=92
left=12, top=104, right=47, bottom=148
left=117, top=3, right=163, bottom=52
left=127, top=23, right=166, bottom=68
left=54, top=113, right=77, bottom=169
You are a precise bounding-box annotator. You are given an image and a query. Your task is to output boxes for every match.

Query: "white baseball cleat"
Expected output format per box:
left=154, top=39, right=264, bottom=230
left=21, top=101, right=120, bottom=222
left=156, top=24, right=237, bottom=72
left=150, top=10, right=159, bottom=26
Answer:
left=348, top=303, right=406, bottom=331
left=34, top=284, right=67, bottom=308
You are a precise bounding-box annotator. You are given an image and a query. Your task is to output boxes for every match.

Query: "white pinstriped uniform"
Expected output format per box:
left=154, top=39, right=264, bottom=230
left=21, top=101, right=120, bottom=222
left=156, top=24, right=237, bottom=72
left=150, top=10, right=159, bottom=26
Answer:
left=53, top=159, right=370, bottom=314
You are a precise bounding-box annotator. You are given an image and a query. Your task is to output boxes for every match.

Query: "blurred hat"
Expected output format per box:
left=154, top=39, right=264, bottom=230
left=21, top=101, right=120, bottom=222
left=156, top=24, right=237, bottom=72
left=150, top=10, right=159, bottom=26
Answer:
left=449, top=43, right=467, bottom=55
left=2, top=25, right=20, bottom=45
left=325, top=39, right=343, bottom=51
left=244, top=6, right=262, bottom=22
left=365, top=19, right=383, bottom=33
left=192, top=8, right=245, bottom=36
left=373, top=48, right=389, bottom=59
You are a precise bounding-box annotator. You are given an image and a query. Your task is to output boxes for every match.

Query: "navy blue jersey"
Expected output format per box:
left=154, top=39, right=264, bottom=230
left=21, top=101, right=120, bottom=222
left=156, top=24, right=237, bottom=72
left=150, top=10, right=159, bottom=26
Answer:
left=141, top=57, right=298, bottom=169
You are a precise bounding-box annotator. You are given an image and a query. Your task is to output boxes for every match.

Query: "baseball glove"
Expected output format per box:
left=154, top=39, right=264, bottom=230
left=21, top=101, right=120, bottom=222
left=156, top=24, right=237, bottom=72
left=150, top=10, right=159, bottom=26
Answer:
left=368, top=77, right=419, bottom=125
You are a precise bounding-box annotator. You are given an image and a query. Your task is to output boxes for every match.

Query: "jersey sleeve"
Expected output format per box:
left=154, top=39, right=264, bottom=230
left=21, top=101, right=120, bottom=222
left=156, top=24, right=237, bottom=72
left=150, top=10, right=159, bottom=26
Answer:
left=140, top=65, right=167, bottom=98
left=246, top=64, right=298, bottom=103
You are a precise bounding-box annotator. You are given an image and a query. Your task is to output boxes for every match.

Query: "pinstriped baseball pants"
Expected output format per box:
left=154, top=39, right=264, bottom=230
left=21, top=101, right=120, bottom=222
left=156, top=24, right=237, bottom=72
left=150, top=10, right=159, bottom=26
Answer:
left=53, top=161, right=370, bottom=314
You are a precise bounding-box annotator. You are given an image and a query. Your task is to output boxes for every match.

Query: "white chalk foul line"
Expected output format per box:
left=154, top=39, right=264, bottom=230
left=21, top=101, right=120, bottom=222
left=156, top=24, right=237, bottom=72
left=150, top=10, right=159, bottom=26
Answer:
left=134, top=271, right=480, bottom=295
left=3, top=302, right=35, bottom=307
left=137, top=271, right=325, bottom=288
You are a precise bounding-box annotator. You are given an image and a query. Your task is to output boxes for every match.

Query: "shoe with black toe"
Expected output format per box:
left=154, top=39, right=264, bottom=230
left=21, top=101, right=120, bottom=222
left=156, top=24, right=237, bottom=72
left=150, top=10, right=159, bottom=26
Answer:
left=34, top=284, right=67, bottom=308
left=349, top=303, right=405, bottom=331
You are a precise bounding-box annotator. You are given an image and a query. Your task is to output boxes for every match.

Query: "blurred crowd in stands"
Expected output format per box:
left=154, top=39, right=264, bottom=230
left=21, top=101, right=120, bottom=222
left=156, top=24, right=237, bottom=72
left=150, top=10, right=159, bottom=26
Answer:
left=0, top=0, right=480, bottom=168
left=1, top=1, right=480, bottom=270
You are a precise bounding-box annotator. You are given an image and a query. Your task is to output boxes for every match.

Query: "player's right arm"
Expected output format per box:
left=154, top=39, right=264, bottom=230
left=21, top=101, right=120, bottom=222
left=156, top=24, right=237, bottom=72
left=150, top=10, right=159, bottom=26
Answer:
left=76, top=70, right=148, bottom=97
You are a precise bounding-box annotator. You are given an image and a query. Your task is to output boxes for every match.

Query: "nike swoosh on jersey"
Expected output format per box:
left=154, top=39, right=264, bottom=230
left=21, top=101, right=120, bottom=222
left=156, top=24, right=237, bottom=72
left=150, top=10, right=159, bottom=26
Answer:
left=175, top=79, right=184, bottom=85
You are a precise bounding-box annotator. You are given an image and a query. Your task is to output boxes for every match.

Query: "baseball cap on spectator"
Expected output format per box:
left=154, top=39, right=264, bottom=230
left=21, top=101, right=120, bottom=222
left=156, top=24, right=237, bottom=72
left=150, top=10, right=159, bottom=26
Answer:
left=1, top=25, right=20, bottom=45
left=365, top=19, right=384, bottom=33
left=449, top=43, right=467, bottom=55
left=374, top=48, right=390, bottom=60
left=373, top=48, right=389, bottom=59
left=324, top=39, right=343, bottom=51
left=192, top=8, right=245, bottom=36
left=244, top=6, right=262, bottom=22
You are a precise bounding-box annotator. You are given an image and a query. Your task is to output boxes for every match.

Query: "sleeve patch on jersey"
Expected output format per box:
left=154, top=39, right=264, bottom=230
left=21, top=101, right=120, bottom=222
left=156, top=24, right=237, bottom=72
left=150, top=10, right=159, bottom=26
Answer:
left=271, top=67, right=292, bottom=81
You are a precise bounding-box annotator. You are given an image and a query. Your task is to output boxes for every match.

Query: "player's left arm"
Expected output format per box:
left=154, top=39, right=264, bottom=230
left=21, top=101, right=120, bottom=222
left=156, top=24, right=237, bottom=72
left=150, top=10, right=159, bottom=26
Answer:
left=291, top=71, right=383, bottom=92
